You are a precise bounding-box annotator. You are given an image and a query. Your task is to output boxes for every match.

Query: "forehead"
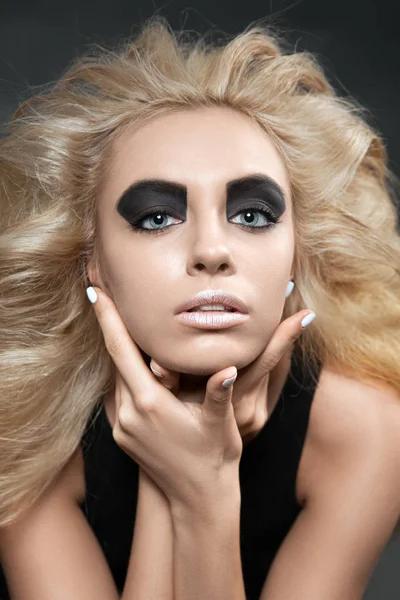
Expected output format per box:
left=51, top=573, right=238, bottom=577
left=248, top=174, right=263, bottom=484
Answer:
left=101, top=107, right=292, bottom=207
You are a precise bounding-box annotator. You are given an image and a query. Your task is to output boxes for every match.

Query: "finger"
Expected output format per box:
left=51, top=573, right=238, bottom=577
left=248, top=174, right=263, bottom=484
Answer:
left=201, top=366, right=237, bottom=420
left=87, top=285, right=155, bottom=401
left=150, top=359, right=181, bottom=396
left=258, top=310, right=316, bottom=377
left=267, top=346, right=293, bottom=403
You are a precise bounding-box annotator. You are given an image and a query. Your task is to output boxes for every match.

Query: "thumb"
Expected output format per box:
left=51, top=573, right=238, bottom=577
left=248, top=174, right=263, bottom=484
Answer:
left=202, top=366, right=237, bottom=418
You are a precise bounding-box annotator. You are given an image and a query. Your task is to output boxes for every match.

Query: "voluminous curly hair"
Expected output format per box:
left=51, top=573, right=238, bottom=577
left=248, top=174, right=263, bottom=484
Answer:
left=1, top=15, right=399, bottom=527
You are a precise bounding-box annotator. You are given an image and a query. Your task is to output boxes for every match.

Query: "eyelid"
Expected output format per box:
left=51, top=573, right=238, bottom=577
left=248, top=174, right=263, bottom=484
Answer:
left=131, top=198, right=277, bottom=217
left=229, top=199, right=278, bottom=217
left=130, top=203, right=280, bottom=234
left=131, top=201, right=276, bottom=224
left=133, top=204, right=183, bottom=219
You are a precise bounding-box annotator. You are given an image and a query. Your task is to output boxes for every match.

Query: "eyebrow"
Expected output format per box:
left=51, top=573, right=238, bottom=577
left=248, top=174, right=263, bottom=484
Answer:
left=116, top=173, right=288, bottom=208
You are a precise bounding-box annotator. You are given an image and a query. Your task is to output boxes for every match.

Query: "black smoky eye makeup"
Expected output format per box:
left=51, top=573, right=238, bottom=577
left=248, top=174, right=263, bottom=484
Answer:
left=127, top=204, right=282, bottom=235
left=115, top=174, right=287, bottom=236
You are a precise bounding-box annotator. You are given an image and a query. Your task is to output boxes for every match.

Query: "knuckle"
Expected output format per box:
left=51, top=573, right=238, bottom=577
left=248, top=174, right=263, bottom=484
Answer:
left=211, top=388, right=229, bottom=405
left=111, top=422, right=125, bottom=446
left=135, top=393, right=158, bottom=413
left=117, top=405, right=136, bottom=431
left=260, top=355, right=276, bottom=376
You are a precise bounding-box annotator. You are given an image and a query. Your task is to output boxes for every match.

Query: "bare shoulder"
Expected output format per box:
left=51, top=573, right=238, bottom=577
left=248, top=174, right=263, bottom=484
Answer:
left=54, top=443, right=86, bottom=505
left=0, top=445, right=87, bottom=548
left=296, top=364, right=400, bottom=511
left=260, top=367, right=400, bottom=599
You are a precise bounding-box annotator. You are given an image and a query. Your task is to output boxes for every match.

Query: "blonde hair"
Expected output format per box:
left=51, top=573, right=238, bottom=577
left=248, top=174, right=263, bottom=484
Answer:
left=1, top=15, right=399, bottom=527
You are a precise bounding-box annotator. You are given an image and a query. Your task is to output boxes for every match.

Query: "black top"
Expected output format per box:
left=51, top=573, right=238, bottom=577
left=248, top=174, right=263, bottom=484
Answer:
left=0, top=354, right=321, bottom=600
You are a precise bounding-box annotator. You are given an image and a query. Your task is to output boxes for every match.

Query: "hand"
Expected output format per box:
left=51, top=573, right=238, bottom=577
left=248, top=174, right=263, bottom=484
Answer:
left=89, top=286, right=243, bottom=511
left=149, top=310, right=316, bottom=442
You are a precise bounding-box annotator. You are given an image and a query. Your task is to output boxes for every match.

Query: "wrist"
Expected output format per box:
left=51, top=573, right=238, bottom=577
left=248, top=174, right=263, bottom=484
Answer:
left=170, top=482, right=244, bottom=600
left=138, top=467, right=171, bottom=509
left=124, top=467, right=174, bottom=600
left=170, top=477, right=241, bottom=527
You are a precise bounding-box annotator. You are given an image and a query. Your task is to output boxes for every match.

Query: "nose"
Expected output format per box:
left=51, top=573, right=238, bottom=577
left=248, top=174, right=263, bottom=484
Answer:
left=186, top=214, right=235, bottom=276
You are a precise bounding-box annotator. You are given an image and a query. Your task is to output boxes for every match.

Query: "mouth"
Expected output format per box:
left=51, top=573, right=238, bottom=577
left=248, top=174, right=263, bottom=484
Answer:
left=187, top=307, right=237, bottom=312
left=175, top=309, right=249, bottom=330
left=175, top=291, right=249, bottom=315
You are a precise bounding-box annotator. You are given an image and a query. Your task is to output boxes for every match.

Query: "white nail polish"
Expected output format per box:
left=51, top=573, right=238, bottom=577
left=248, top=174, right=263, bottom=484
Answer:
left=86, top=286, right=98, bottom=304
left=301, top=313, right=316, bottom=328
left=285, top=281, right=295, bottom=298
left=150, top=364, right=163, bottom=377
left=222, top=373, right=237, bottom=389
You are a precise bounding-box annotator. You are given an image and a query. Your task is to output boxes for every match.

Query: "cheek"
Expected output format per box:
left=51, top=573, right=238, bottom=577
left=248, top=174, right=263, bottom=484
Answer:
left=112, top=262, right=174, bottom=351
left=251, top=246, right=293, bottom=299
left=250, top=239, right=293, bottom=323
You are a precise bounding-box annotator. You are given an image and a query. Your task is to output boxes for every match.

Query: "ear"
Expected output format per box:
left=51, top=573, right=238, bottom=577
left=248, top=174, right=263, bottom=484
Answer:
left=86, top=258, right=98, bottom=287
left=86, top=254, right=107, bottom=290
left=86, top=257, right=114, bottom=300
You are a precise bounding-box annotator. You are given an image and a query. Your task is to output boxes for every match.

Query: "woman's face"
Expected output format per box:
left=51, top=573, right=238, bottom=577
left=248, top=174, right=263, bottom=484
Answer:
left=88, top=106, right=295, bottom=380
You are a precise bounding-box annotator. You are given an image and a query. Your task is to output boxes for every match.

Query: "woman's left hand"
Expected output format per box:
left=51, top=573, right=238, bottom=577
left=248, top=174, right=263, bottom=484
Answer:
left=150, top=314, right=312, bottom=443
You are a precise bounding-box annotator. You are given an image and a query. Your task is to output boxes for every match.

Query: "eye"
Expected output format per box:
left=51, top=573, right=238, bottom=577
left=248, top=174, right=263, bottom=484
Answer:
left=129, top=205, right=281, bottom=235
left=230, top=206, right=280, bottom=231
left=130, top=211, right=181, bottom=233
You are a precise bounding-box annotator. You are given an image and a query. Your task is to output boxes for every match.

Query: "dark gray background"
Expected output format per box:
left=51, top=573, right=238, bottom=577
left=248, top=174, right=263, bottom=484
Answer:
left=1, top=1, right=399, bottom=598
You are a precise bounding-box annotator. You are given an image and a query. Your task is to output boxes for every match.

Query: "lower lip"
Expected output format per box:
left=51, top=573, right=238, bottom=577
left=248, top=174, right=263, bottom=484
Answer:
left=175, top=311, right=249, bottom=329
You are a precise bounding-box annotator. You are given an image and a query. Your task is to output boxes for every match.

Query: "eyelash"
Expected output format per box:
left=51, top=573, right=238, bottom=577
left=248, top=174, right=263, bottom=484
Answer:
left=129, top=206, right=282, bottom=235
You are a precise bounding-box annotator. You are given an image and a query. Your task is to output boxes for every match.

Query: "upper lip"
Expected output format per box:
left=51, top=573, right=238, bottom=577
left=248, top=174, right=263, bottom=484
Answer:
left=175, top=290, right=249, bottom=314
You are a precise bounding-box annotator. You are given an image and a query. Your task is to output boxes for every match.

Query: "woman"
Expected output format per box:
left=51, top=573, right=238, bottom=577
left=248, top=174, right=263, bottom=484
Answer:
left=0, top=15, right=399, bottom=600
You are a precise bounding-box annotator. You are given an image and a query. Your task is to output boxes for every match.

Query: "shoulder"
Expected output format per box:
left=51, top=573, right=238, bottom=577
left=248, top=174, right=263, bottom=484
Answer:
left=261, top=368, right=400, bottom=599
left=54, top=444, right=87, bottom=505
left=296, top=364, right=400, bottom=511
left=0, top=446, right=86, bottom=542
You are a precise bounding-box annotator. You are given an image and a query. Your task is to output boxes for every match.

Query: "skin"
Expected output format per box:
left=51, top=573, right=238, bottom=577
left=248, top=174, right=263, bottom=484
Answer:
left=87, top=105, right=296, bottom=438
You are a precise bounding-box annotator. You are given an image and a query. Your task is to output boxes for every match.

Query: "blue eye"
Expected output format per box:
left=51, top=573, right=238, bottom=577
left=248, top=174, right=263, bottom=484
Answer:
left=131, top=211, right=181, bottom=232
left=130, top=206, right=281, bottom=235
left=230, top=207, right=279, bottom=230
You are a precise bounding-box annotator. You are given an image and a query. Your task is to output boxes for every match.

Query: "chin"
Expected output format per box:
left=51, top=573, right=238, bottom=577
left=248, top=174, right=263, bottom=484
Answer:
left=160, top=355, right=256, bottom=376
left=138, top=339, right=259, bottom=376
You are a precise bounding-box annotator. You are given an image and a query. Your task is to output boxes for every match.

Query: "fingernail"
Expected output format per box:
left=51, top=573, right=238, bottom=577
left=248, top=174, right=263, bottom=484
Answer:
left=221, top=368, right=237, bottom=389
left=285, top=281, right=295, bottom=298
left=150, top=363, right=163, bottom=377
left=301, top=312, right=316, bottom=329
left=86, top=286, right=98, bottom=304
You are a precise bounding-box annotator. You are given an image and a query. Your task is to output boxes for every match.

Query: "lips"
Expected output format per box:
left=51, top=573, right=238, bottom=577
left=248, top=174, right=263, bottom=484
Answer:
left=175, top=290, right=249, bottom=314
left=187, top=306, right=235, bottom=312
left=175, top=310, right=249, bottom=329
